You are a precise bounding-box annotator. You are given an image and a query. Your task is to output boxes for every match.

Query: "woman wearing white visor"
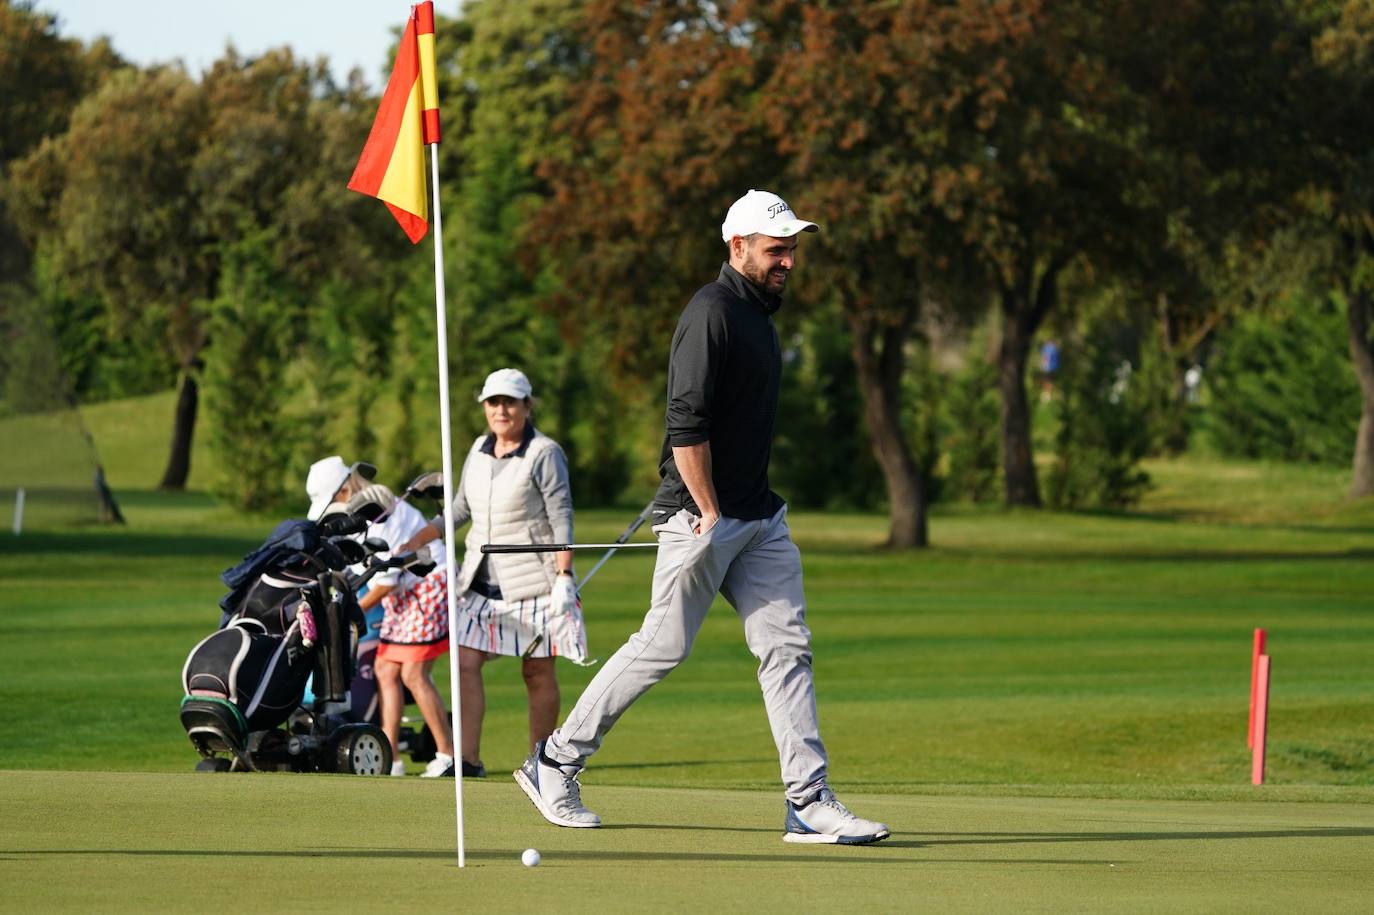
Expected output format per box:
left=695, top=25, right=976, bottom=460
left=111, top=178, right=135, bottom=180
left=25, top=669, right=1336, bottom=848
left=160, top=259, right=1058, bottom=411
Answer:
left=402, top=368, right=586, bottom=779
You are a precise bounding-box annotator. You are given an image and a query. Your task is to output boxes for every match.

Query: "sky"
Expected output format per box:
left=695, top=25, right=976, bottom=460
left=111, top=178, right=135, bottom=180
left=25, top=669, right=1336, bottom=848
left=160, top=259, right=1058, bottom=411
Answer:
left=33, top=0, right=436, bottom=90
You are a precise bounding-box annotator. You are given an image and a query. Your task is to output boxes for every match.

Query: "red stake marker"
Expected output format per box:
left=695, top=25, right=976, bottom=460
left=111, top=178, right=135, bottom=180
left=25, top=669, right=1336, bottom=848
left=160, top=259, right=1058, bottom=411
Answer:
left=1248, top=628, right=1266, bottom=749
left=1251, top=654, right=1272, bottom=786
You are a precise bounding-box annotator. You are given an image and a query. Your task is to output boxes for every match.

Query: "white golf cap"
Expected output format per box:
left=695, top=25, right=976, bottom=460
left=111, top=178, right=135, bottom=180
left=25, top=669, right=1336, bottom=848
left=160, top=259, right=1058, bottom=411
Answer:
left=305, top=456, right=376, bottom=521
left=477, top=367, right=533, bottom=402
left=720, top=189, right=819, bottom=242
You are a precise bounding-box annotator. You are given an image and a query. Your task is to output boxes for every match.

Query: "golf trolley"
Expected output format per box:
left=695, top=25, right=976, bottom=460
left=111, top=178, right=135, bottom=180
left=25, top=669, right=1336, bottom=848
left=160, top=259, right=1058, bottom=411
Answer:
left=179, top=504, right=435, bottom=775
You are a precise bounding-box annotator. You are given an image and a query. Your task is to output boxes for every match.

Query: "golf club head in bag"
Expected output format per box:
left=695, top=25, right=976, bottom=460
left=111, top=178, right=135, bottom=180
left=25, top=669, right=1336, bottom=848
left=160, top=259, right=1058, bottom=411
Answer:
left=405, top=471, right=446, bottom=501
left=372, top=471, right=446, bottom=523
left=345, top=483, right=397, bottom=519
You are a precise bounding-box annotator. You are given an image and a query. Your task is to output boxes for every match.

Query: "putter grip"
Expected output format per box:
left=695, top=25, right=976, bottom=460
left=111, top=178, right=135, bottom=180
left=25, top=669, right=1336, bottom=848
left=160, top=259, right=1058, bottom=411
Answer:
left=481, top=543, right=571, bottom=554
left=480, top=542, right=658, bottom=553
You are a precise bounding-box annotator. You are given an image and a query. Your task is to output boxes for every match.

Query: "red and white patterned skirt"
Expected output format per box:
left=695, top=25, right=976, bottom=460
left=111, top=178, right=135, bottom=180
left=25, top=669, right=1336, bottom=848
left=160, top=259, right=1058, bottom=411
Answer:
left=377, top=570, right=450, bottom=663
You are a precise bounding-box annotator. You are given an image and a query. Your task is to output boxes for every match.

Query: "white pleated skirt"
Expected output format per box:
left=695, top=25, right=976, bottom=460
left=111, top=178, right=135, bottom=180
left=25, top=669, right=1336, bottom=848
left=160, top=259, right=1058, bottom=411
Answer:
left=456, top=590, right=592, bottom=665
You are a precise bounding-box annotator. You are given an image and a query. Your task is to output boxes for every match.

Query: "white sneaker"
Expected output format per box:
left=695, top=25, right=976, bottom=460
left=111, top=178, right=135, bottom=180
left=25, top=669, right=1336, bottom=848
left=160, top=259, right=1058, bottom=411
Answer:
left=513, top=739, right=601, bottom=828
left=421, top=753, right=455, bottom=778
left=783, top=788, right=890, bottom=844
left=390, top=760, right=407, bottom=777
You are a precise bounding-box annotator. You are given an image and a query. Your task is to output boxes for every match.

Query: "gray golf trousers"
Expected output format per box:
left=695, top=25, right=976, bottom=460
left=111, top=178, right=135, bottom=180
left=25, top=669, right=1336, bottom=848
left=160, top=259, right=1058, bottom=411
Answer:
left=546, top=504, right=828, bottom=803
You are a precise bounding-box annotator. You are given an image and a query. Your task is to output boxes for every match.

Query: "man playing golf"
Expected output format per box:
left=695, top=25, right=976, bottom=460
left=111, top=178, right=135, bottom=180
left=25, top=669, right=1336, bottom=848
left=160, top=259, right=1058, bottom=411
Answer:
left=515, top=189, right=890, bottom=844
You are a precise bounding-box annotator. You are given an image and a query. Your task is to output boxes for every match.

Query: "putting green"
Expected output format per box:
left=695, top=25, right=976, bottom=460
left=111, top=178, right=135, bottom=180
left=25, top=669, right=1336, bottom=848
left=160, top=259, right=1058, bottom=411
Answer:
left=2, top=771, right=1370, bottom=913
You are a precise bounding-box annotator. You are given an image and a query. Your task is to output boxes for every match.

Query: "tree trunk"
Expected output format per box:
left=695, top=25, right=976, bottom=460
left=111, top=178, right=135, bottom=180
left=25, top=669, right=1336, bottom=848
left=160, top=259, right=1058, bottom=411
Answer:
left=848, top=312, right=927, bottom=548
left=998, top=290, right=1041, bottom=507
left=159, top=369, right=199, bottom=490
left=996, top=262, right=1062, bottom=508
left=1347, top=286, right=1374, bottom=499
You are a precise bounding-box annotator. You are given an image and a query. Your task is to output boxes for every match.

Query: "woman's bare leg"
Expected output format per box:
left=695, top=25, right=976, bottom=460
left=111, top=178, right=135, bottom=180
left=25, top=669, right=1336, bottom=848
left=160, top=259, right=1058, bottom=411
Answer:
left=457, top=646, right=487, bottom=766
left=374, top=657, right=405, bottom=758
left=400, top=658, right=454, bottom=758
left=521, top=655, right=559, bottom=751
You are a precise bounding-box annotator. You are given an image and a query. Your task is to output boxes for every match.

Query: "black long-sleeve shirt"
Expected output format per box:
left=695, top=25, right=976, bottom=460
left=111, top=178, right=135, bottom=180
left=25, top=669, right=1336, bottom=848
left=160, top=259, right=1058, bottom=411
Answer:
left=653, top=262, right=786, bottom=521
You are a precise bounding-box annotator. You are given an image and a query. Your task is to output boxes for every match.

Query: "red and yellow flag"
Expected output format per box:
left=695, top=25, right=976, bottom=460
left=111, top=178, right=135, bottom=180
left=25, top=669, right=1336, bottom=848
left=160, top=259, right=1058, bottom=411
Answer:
left=348, top=2, right=442, bottom=244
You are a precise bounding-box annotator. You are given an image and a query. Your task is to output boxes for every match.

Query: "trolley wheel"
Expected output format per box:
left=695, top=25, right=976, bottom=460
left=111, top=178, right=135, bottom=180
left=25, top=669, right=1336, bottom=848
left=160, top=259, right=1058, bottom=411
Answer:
left=332, top=724, right=392, bottom=776
left=194, top=757, right=232, bottom=773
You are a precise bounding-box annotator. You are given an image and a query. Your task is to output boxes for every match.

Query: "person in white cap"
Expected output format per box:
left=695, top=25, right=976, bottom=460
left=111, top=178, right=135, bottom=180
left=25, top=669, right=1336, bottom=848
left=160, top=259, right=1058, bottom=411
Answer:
left=515, top=190, right=890, bottom=844
left=401, top=368, right=585, bottom=779
left=304, top=455, right=457, bottom=777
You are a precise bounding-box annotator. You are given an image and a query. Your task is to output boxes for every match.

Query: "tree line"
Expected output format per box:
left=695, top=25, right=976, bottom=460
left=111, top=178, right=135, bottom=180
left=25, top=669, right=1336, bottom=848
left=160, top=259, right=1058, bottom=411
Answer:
left=1, top=0, right=1371, bottom=547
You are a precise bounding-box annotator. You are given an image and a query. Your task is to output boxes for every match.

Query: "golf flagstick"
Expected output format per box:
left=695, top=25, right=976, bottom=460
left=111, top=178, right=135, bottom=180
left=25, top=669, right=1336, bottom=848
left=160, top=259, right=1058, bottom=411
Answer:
left=350, top=1, right=459, bottom=866
left=430, top=139, right=465, bottom=870
left=412, top=6, right=463, bottom=869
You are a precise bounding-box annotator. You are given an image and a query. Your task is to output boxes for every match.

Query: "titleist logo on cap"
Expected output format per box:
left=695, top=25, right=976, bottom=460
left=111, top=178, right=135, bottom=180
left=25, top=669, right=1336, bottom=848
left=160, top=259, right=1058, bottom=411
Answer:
left=721, top=189, right=819, bottom=242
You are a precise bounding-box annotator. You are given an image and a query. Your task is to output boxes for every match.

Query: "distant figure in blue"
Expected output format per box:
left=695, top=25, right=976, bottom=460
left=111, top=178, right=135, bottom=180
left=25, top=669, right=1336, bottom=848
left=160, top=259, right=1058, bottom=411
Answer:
left=1039, top=340, right=1060, bottom=401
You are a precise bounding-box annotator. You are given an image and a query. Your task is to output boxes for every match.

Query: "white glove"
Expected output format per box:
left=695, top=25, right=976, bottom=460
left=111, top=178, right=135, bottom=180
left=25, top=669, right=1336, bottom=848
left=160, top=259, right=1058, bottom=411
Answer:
left=551, top=573, right=578, bottom=616
left=346, top=482, right=396, bottom=515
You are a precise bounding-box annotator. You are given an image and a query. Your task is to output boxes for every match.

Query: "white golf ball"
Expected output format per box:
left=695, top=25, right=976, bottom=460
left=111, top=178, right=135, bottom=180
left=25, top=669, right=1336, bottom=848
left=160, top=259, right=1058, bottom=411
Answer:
left=521, top=848, right=541, bottom=868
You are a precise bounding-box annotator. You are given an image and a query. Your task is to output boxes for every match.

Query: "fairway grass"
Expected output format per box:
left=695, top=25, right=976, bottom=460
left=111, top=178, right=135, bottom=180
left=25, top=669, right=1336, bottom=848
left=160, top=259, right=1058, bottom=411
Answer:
left=1, top=771, right=1371, bottom=914
left=1, top=484, right=1371, bottom=790
left=2, top=431, right=1372, bottom=911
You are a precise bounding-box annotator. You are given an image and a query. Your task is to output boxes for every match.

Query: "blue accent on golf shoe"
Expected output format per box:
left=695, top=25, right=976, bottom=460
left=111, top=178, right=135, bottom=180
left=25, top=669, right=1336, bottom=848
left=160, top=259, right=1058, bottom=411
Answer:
left=514, top=738, right=601, bottom=828
left=783, top=787, right=891, bottom=845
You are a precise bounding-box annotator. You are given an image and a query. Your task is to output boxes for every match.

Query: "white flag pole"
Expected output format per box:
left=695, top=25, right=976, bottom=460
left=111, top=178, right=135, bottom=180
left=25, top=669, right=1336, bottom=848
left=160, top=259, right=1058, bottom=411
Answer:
left=428, top=142, right=465, bottom=868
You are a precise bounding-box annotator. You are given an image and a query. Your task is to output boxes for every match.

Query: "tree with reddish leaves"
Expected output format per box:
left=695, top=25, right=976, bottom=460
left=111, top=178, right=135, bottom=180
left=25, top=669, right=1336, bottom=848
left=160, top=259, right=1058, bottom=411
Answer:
left=534, top=0, right=1029, bottom=546
left=532, top=0, right=1331, bottom=528
left=925, top=2, right=1175, bottom=508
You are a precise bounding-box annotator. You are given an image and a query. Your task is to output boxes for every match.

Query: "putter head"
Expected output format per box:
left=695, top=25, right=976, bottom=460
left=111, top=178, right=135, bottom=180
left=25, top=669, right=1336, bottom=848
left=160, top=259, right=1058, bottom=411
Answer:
left=406, top=471, right=446, bottom=501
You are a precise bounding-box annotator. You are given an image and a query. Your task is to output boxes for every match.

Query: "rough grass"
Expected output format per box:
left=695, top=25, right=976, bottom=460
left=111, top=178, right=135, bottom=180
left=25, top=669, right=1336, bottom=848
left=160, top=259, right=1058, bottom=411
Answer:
left=1, top=489, right=1370, bottom=793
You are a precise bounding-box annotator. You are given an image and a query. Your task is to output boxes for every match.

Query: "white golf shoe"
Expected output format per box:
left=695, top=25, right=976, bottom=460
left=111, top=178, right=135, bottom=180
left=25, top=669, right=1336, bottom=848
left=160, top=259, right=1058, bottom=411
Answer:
left=783, top=788, right=890, bottom=844
left=514, top=740, right=601, bottom=828
left=421, top=752, right=455, bottom=778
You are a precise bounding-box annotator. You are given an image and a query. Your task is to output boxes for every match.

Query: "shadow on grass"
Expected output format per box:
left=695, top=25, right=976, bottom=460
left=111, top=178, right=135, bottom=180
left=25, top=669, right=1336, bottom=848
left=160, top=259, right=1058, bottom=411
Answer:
left=3, top=846, right=909, bottom=865
left=1071, top=507, right=1374, bottom=536
left=10, top=826, right=1372, bottom=865
left=598, top=823, right=777, bottom=833
left=931, top=546, right=1374, bottom=564
left=919, top=826, right=1374, bottom=845
left=789, top=542, right=1374, bottom=562
left=0, top=531, right=260, bottom=560
left=592, top=758, right=775, bottom=772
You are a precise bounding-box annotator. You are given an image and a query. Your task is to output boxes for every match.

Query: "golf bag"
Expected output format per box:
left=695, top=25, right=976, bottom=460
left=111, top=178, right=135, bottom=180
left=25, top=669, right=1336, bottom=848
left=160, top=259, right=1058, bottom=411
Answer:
left=217, top=519, right=320, bottom=622
left=179, top=512, right=390, bottom=774
left=181, top=615, right=315, bottom=734
left=180, top=569, right=347, bottom=769
left=233, top=568, right=319, bottom=636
